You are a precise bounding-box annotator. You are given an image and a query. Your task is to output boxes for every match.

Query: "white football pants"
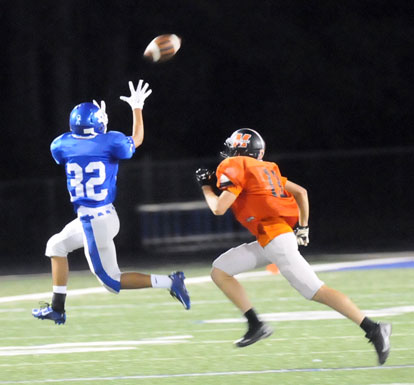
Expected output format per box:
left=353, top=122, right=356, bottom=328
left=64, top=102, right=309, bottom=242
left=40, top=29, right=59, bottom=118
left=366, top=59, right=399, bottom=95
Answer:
left=212, top=232, right=324, bottom=299
left=45, top=204, right=122, bottom=293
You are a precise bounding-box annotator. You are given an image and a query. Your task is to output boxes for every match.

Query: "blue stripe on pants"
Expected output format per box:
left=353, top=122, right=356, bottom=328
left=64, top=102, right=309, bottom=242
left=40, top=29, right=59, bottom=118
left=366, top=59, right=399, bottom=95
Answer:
left=80, top=214, right=121, bottom=293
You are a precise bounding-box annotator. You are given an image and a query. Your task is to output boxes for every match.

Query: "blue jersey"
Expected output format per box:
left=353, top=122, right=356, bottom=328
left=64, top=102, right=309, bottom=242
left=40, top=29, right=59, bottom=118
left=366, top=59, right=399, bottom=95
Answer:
left=51, top=131, right=135, bottom=211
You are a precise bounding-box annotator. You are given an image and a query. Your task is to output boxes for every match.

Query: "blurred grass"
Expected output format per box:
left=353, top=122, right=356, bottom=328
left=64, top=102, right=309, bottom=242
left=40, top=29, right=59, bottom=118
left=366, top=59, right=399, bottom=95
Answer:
left=0, top=263, right=413, bottom=385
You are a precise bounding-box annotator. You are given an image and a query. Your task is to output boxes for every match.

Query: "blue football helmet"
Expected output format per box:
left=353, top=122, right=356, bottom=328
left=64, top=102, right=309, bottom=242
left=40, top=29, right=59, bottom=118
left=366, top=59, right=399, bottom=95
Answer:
left=69, top=102, right=107, bottom=136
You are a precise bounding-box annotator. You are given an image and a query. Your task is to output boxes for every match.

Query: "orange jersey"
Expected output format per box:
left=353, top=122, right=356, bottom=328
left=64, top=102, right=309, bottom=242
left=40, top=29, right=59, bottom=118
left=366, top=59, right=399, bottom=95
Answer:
left=216, top=156, right=299, bottom=246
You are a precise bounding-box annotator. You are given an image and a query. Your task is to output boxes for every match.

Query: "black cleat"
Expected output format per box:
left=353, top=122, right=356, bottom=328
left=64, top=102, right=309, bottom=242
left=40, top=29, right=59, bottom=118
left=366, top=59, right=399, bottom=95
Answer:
left=366, top=322, right=392, bottom=365
left=235, top=323, right=273, bottom=348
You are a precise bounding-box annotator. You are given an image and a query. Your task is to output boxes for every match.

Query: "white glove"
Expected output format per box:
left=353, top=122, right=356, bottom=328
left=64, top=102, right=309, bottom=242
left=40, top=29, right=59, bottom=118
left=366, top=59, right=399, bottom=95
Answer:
left=295, top=226, right=309, bottom=246
left=93, top=100, right=108, bottom=128
left=119, top=79, right=152, bottom=109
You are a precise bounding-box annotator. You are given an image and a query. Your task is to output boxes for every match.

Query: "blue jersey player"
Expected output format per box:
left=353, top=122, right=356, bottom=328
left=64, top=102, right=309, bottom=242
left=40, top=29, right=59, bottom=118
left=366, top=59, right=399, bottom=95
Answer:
left=32, top=79, right=190, bottom=325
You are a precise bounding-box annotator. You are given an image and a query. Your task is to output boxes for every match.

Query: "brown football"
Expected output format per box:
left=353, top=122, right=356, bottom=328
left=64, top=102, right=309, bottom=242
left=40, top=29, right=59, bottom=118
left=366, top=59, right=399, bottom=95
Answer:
left=143, top=34, right=181, bottom=63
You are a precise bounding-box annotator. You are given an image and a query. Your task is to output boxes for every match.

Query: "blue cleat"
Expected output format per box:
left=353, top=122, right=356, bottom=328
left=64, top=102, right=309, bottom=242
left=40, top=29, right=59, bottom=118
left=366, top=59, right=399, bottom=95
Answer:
left=169, top=271, right=191, bottom=310
left=32, top=303, right=66, bottom=325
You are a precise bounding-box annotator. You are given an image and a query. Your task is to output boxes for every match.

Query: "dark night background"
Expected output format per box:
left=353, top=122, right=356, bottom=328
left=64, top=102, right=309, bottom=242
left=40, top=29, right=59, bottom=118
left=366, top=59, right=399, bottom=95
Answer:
left=1, top=0, right=413, bottom=272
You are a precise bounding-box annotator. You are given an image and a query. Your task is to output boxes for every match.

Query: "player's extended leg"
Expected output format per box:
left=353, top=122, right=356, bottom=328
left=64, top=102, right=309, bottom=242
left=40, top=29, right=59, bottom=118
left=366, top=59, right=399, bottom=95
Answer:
left=120, top=272, right=152, bottom=289
left=311, top=285, right=391, bottom=365
left=265, top=232, right=391, bottom=365
left=212, top=242, right=273, bottom=347
left=312, top=285, right=364, bottom=324
left=32, top=218, right=84, bottom=325
left=120, top=272, right=190, bottom=309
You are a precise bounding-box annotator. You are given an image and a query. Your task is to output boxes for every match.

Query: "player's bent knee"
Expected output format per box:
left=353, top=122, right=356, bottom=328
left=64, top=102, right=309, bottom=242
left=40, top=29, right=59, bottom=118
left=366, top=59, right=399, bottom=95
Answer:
left=100, top=282, right=120, bottom=294
left=211, top=266, right=231, bottom=285
left=310, top=284, right=328, bottom=302
left=45, top=234, right=69, bottom=258
left=96, top=276, right=121, bottom=294
left=93, top=267, right=121, bottom=294
left=302, top=282, right=324, bottom=300
left=212, top=259, right=234, bottom=277
left=210, top=267, right=220, bottom=283
left=280, top=269, right=323, bottom=300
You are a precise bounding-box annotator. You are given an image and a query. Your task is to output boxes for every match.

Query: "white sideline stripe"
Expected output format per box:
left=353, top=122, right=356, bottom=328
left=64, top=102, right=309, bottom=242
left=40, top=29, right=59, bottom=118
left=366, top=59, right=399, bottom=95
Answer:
left=0, top=336, right=194, bottom=350
left=136, top=200, right=208, bottom=212
left=0, top=257, right=413, bottom=304
left=1, top=347, right=136, bottom=356
left=0, top=347, right=412, bottom=368
left=0, top=336, right=193, bottom=357
left=311, top=256, right=414, bottom=271
left=0, top=287, right=106, bottom=304
left=0, top=365, right=412, bottom=384
left=203, top=305, right=414, bottom=323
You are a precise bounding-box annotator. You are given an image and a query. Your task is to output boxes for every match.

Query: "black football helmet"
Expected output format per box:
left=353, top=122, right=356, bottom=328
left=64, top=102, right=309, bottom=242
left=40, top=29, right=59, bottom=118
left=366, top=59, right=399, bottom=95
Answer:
left=220, top=128, right=266, bottom=159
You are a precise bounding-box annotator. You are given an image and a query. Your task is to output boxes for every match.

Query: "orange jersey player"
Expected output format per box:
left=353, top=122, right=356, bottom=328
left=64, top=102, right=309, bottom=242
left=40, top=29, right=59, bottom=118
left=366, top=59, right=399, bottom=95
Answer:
left=195, top=128, right=391, bottom=365
left=216, top=155, right=300, bottom=248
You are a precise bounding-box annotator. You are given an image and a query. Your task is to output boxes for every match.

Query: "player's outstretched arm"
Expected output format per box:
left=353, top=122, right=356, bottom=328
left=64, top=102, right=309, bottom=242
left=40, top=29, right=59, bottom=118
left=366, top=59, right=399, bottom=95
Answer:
left=120, top=79, right=152, bottom=148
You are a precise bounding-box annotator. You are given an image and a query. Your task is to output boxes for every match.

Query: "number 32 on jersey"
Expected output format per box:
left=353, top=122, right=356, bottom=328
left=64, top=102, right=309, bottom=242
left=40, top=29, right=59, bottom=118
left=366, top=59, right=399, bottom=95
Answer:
left=66, top=161, right=108, bottom=201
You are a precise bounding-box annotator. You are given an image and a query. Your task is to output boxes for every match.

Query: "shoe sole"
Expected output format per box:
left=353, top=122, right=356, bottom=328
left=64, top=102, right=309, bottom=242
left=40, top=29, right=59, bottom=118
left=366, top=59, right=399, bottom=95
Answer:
left=378, top=323, right=392, bottom=365
left=170, top=290, right=190, bottom=310
left=33, top=317, right=66, bottom=325
left=235, top=326, right=273, bottom=348
left=32, top=311, right=66, bottom=325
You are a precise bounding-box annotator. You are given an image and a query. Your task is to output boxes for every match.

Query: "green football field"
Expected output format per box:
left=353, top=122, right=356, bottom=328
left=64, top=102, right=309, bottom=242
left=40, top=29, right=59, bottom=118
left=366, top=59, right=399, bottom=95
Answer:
left=0, top=260, right=413, bottom=385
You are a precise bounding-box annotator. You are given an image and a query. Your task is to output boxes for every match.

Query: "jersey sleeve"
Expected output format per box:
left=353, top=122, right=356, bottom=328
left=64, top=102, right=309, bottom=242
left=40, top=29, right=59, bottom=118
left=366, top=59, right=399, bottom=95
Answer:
left=216, top=158, right=244, bottom=196
left=50, top=135, right=64, bottom=164
left=108, top=131, right=136, bottom=159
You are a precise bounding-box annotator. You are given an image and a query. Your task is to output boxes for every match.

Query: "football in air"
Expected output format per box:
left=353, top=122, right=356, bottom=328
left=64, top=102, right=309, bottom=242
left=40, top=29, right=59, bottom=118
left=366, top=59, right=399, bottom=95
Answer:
left=143, top=34, right=181, bottom=63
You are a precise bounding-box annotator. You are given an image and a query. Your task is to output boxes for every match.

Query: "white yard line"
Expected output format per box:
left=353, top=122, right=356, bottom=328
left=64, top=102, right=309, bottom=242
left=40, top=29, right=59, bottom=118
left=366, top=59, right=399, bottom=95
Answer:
left=1, top=347, right=136, bottom=356
left=0, top=336, right=193, bottom=357
left=3, top=304, right=413, bottom=325
left=0, top=347, right=412, bottom=367
left=0, top=287, right=107, bottom=304
left=203, top=305, right=414, bottom=323
left=0, top=365, right=413, bottom=384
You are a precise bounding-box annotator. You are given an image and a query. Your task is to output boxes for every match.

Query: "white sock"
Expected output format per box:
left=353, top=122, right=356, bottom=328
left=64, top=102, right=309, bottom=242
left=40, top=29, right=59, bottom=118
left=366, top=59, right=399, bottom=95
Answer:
left=150, top=275, right=172, bottom=289
left=53, top=285, right=67, bottom=294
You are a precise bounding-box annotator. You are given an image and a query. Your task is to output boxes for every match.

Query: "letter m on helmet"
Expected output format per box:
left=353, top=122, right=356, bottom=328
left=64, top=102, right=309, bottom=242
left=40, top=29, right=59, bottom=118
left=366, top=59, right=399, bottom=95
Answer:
left=233, top=133, right=252, bottom=148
